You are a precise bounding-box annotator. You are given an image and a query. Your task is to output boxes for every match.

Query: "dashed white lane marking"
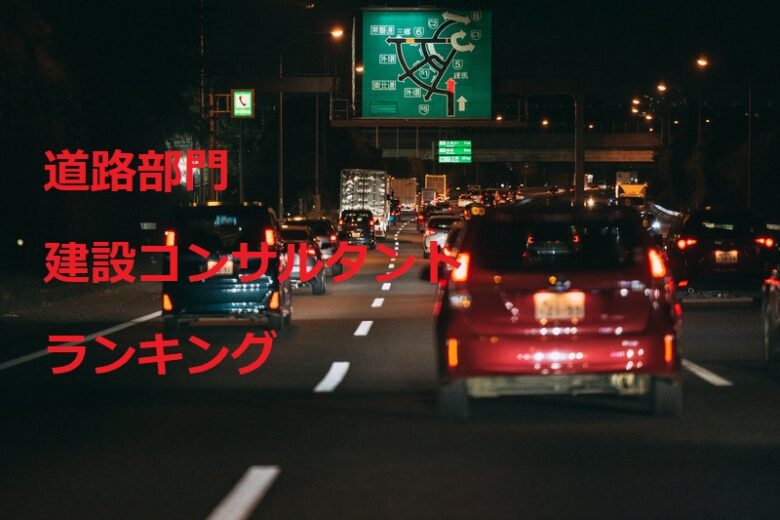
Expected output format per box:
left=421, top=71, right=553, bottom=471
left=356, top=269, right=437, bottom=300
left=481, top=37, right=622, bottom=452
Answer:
left=388, top=263, right=395, bottom=269
left=353, top=320, right=374, bottom=336
left=313, top=361, right=350, bottom=393
left=682, top=359, right=734, bottom=386
left=207, top=466, right=280, bottom=520
left=0, top=310, right=163, bottom=371
left=381, top=282, right=391, bottom=291
left=371, top=298, right=384, bottom=308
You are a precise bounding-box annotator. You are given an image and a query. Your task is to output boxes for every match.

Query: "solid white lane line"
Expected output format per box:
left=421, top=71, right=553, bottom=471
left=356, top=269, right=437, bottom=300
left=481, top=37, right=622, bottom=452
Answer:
left=381, top=282, right=391, bottom=291
left=371, top=298, right=384, bottom=308
left=207, top=466, right=280, bottom=520
left=353, top=320, right=373, bottom=336
left=314, top=362, right=350, bottom=393
left=0, top=310, right=163, bottom=371
left=682, top=359, right=734, bottom=387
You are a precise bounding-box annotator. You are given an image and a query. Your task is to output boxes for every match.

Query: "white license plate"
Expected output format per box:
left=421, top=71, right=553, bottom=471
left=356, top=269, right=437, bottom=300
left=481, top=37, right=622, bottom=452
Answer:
left=351, top=231, right=362, bottom=238
left=207, top=259, right=234, bottom=275
left=714, top=250, right=738, bottom=264
left=534, top=292, right=585, bottom=321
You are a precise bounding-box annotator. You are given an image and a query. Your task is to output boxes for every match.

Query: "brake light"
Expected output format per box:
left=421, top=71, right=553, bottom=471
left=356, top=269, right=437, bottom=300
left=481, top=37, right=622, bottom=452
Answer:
left=526, top=234, right=534, bottom=246
left=329, top=234, right=337, bottom=242
left=677, top=238, right=697, bottom=250
left=648, top=249, right=667, bottom=278
left=678, top=280, right=689, bottom=287
left=264, top=228, right=276, bottom=247
left=162, top=293, right=173, bottom=311
left=164, top=230, right=176, bottom=247
left=451, top=252, right=470, bottom=282
left=338, top=219, right=344, bottom=226
left=307, top=247, right=317, bottom=256
left=369, top=218, right=375, bottom=226
left=664, top=334, right=674, bottom=364
left=424, top=228, right=436, bottom=236
left=417, top=215, right=424, bottom=221
left=756, top=237, right=775, bottom=248
left=268, top=291, right=280, bottom=310
left=447, top=338, right=459, bottom=368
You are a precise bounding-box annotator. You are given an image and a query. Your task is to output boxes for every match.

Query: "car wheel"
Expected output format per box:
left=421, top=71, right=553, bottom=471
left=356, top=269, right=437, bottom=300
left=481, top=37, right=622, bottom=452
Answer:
left=330, top=262, right=343, bottom=276
left=268, top=312, right=285, bottom=332
left=163, top=317, right=180, bottom=336
left=312, top=275, right=326, bottom=295
left=651, top=378, right=682, bottom=416
left=437, top=380, right=470, bottom=420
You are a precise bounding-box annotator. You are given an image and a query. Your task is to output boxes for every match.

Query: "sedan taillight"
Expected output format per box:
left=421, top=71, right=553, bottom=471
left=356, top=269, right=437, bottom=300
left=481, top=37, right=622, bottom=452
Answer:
left=756, top=237, right=775, bottom=248
left=677, top=238, right=697, bottom=250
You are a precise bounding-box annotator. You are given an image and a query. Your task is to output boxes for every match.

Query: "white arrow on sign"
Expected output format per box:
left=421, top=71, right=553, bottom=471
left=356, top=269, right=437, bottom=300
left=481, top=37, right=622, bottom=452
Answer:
left=442, top=11, right=471, bottom=25
left=457, top=96, right=468, bottom=112
left=450, top=31, right=475, bottom=52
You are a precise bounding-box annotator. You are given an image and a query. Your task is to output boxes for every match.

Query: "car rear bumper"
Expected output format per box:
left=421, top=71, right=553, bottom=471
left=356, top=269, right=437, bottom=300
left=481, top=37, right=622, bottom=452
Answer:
left=439, top=330, right=679, bottom=381
left=163, top=279, right=280, bottom=317
left=464, top=373, right=653, bottom=397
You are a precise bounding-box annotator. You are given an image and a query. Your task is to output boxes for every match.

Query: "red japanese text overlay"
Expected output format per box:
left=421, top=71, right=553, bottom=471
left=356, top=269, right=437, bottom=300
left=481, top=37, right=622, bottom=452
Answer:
left=43, top=149, right=228, bottom=192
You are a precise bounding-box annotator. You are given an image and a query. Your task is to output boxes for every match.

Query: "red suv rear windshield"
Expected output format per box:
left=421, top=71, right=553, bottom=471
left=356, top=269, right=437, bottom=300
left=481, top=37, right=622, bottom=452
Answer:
left=467, top=213, right=642, bottom=272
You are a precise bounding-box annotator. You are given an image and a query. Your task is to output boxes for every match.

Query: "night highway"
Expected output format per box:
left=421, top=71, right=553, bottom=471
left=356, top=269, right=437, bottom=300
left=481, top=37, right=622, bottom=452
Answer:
left=1, top=219, right=779, bottom=518
left=3, top=1, right=780, bottom=518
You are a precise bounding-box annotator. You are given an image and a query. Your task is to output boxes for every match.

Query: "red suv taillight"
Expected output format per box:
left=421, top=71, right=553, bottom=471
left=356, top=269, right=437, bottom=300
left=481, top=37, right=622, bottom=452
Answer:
left=756, top=237, right=775, bottom=248
left=451, top=253, right=470, bottom=282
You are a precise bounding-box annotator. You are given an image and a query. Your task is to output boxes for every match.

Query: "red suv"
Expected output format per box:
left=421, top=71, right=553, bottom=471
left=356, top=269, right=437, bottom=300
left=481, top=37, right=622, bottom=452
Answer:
left=435, top=204, right=682, bottom=418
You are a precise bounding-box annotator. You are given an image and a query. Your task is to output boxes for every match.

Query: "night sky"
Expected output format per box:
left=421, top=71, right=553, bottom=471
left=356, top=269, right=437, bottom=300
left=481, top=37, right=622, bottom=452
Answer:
left=2, top=0, right=779, bottom=266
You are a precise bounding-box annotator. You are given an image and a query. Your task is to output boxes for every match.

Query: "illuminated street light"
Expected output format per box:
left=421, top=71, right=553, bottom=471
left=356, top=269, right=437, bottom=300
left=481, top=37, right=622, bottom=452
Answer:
left=631, top=107, right=639, bottom=114
left=587, top=123, right=595, bottom=129
left=696, top=56, right=709, bottom=68
left=355, top=64, right=364, bottom=73
left=541, top=118, right=550, bottom=127
left=657, top=83, right=667, bottom=93
left=705, top=118, right=711, bottom=123
left=631, top=98, right=641, bottom=105
left=645, top=114, right=653, bottom=121
left=278, top=27, right=346, bottom=215
left=673, top=120, right=680, bottom=125
left=495, top=114, right=504, bottom=121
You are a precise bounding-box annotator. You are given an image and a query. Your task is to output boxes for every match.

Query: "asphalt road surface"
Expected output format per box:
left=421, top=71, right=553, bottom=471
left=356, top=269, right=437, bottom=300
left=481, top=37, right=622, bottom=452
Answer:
left=1, top=218, right=779, bottom=519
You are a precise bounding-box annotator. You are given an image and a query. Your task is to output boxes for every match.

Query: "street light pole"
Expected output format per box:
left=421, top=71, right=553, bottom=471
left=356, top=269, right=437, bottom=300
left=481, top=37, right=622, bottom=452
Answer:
left=278, top=53, right=285, bottom=216
left=747, top=78, right=752, bottom=209
left=277, top=28, right=344, bottom=218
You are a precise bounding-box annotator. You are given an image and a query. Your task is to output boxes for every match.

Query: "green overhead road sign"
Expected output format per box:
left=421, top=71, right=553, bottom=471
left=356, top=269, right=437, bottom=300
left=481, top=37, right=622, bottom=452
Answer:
left=362, top=10, right=491, bottom=119
left=231, top=89, right=254, bottom=118
left=438, top=139, right=472, bottom=163
left=439, top=155, right=472, bottom=164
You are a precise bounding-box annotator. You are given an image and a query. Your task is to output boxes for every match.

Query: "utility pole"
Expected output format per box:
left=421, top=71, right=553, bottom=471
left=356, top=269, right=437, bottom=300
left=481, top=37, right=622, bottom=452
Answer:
left=747, top=78, right=752, bottom=209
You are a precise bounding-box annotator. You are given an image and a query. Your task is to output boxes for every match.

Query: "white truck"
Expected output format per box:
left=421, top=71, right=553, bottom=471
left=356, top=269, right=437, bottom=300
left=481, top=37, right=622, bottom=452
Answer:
left=340, top=169, right=390, bottom=238
left=390, top=177, right=418, bottom=211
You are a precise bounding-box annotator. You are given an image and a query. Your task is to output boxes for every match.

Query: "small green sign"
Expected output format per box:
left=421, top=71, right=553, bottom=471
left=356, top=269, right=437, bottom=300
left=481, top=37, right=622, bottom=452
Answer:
left=231, top=89, right=254, bottom=118
left=439, top=155, right=472, bottom=164
left=438, top=139, right=472, bottom=163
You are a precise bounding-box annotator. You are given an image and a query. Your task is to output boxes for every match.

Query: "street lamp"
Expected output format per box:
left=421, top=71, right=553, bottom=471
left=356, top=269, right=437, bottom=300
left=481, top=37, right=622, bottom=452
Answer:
left=631, top=98, right=641, bottom=105
left=657, top=82, right=667, bottom=93
left=355, top=64, right=364, bottom=73
left=495, top=114, right=504, bottom=121
left=541, top=118, right=550, bottom=127
left=278, top=27, right=344, bottom=216
left=696, top=56, right=709, bottom=69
